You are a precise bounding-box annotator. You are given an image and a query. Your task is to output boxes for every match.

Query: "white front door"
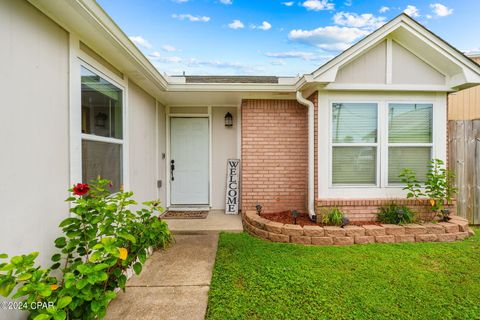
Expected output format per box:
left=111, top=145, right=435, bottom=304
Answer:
left=170, top=117, right=209, bottom=205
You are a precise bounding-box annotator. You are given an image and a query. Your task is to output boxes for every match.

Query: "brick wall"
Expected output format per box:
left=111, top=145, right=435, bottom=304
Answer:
left=241, top=99, right=308, bottom=213
left=316, top=199, right=456, bottom=222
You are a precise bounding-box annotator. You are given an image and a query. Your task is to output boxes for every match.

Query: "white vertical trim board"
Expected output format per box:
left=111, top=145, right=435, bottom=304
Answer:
left=386, top=38, right=393, bottom=84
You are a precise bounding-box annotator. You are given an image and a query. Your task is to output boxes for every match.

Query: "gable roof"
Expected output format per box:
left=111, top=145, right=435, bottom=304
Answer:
left=304, top=13, right=480, bottom=90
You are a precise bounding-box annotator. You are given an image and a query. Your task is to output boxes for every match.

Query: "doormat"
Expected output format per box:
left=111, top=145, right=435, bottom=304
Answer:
left=162, top=211, right=209, bottom=219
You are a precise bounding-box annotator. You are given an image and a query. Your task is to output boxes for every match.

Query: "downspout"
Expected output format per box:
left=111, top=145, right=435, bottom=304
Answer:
left=296, top=91, right=316, bottom=222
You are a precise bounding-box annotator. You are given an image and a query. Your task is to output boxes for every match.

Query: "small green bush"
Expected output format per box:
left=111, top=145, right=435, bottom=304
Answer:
left=0, top=178, right=171, bottom=320
left=321, top=207, right=344, bottom=226
left=377, top=203, right=415, bottom=225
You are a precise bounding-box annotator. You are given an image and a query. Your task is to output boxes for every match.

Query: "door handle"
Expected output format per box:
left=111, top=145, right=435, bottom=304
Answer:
left=170, top=159, right=175, bottom=181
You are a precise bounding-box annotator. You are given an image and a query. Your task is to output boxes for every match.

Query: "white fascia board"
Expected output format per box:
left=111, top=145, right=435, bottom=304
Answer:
left=324, top=83, right=454, bottom=92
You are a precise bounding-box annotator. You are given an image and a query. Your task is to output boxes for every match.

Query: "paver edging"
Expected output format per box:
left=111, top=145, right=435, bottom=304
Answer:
left=242, top=211, right=474, bottom=246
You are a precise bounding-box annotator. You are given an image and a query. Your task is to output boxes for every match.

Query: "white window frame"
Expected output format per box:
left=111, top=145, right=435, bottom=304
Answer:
left=319, top=92, right=446, bottom=199
left=329, top=101, right=381, bottom=188
left=69, top=34, right=129, bottom=191
left=385, top=101, right=434, bottom=187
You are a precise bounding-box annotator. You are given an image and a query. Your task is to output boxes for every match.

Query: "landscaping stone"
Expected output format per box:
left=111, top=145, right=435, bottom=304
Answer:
left=456, top=232, right=469, bottom=240
left=355, top=236, right=375, bottom=244
left=333, top=236, right=354, bottom=245
left=364, top=225, right=385, bottom=236
left=468, top=228, right=476, bottom=236
left=250, top=216, right=269, bottom=229
left=311, top=237, right=333, bottom=245
left=291, top=236, right=312, bottom=245
left=282, top=224, right=304, bottom=236
left=450, top=219, right=469, bottom=232
left=245, top=211, right=257, bottom=225
left=264, top=221, right=284, bottom=233
left=344, top=225, right=365, bottom=237
left=375, top=235, right=395, bottom=243
left=381, top=224, right=405, bottom=235
left=324, top=226, right=346, bottom=237
left=303, top=225, right=324, bottom=237
left=404, top=224, right=427, bottom=235
left=438, top=222, right=459, bottom=233
left=268, top=233, right=289, bottom=243
left=424, top=223, right=445, bottom=234
left=253, top=226, right=269, bottom=238
left=416, top=234, right=438, bottom=242
left=395, top=235, right=415, bottom=243
left=437, top=233, right=457, bottom=242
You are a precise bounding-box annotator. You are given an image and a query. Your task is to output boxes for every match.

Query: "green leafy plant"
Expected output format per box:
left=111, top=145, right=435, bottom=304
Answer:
left=0, top=178, right=171, bottom=320
left=321, top=207, right=344, bottom=226
left=377, top=203, right=415, bottom=225
left=399, top=158, right=457, bottom=221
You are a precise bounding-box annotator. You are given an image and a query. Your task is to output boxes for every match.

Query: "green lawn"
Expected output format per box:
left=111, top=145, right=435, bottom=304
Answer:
left=206, top=230, right=480, bottom=320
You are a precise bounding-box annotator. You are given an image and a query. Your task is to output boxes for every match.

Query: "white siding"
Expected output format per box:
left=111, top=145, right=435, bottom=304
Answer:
left=212, top=107, right=238, bottom=209
left=0, top=2, right=69, bottom=318
left=335, top=41, right=386, bottom=84
left=392, top=40, right=445, bottom=85
left=128, top=80, right=159, bottom=204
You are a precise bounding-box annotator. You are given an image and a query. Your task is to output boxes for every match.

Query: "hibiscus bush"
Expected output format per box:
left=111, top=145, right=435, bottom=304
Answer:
left=0, top=178, right=171, bottom=320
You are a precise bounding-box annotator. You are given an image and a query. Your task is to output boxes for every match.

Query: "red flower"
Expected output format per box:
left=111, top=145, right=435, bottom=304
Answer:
left=73, top=183, right=89, bottom=196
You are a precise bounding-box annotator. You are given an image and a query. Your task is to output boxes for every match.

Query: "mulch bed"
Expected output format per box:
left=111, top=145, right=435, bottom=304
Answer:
left=261, top=211, right=380, bottom=227
left=162, top=211, right=208, bottom=219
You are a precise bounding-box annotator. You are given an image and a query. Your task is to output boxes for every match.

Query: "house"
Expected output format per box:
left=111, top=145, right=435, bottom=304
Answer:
left=2, top=0, right=480, bottom=272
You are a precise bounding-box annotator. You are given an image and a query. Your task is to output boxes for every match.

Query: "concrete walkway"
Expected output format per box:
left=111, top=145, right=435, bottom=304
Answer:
left=166, top=209, right=243, bottom=233
left=106, top=233, right=219, bottom=320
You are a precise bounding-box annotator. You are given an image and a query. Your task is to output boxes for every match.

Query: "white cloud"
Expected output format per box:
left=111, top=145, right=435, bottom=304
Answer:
left=149, top=52, right=183, bottom=63
left=379, top=6, right=389, bottom=13
left=265, top=51, right=316, bottom=60
left=162, top=44, right=177, bottom=52
left=253, top=21, right=272, bottom=30
left=404, top=5, right=420, bottom=17
left=129, top=36, right=152, bottom=49
left=271, top=60, right=285, bottom=65
left=220, top=0, right=233, bottom=4
left=172, top=14, right=210, bottom=22
left=228, top=19, right=244, bottom=29
left=464, top=48, right=480, bottom=55
left=282, top=1, right=294, bottom=6
left=333, top=12, right=386, bottom=30
left=302, top=0, right=335, bottom=11
left=430, top=3, right=453, bottom=17
left=288, top=25, right=369, bottom=51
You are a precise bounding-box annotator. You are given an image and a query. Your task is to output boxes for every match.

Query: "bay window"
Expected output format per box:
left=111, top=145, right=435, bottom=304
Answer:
left=81, top=66, right=123, bottom=191
left=331, top=101, right=434, bottom=187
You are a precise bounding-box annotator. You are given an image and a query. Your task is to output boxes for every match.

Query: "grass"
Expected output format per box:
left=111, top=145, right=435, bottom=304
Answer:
left=206, top=229, right=480, bottom=320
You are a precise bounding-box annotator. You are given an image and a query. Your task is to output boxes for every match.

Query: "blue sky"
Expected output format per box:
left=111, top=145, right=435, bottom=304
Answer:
left=97, top=0, right=480, bottom=76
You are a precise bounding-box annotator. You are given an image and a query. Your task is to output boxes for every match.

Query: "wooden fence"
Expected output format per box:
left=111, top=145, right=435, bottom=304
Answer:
left=448, top=120, right=480, bottom=224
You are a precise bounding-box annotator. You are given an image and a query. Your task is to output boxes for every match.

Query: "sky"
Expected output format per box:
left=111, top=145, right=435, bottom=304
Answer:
left=97, top=0, right=480, bottom=77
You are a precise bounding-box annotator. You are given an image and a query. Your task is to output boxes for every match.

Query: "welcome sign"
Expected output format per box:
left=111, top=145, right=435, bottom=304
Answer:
left=225, top=159, right=240, bottom=215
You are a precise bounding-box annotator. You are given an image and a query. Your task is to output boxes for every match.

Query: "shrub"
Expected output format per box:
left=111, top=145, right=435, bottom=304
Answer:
left=399, top=158, right=457, bottom=221
left=321, top=207, right=344, bottom=226
left=0, top=178, right=171, bottom=320
left=377, top=204, right=415, bottom=225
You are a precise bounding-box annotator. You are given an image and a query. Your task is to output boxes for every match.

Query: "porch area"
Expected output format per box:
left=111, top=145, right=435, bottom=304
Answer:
left=164, top=209, right=243, bottom=233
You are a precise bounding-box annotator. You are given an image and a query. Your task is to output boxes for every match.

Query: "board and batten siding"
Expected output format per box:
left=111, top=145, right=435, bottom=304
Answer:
left=448, top=57, right=480, bottom=120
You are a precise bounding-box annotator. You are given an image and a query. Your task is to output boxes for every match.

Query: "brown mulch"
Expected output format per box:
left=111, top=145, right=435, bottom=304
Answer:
left=261, top=211, right=381, bottom=227
left=162, top=211, right=208, bottom=219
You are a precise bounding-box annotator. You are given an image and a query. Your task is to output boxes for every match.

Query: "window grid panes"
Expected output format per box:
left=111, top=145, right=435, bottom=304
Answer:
left=81, top=66, right=123, bottom=191
left=331, top=103, right=378, bottom=186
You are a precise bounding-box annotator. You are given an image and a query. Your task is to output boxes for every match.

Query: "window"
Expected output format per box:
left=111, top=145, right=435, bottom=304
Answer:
left=81, top=66, right=123, bottom=191
left=330, top=102, right=434, bottom=187
left=331, top=103, right=378, bottom=185
left=388, top=103, right=433, bottom=184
